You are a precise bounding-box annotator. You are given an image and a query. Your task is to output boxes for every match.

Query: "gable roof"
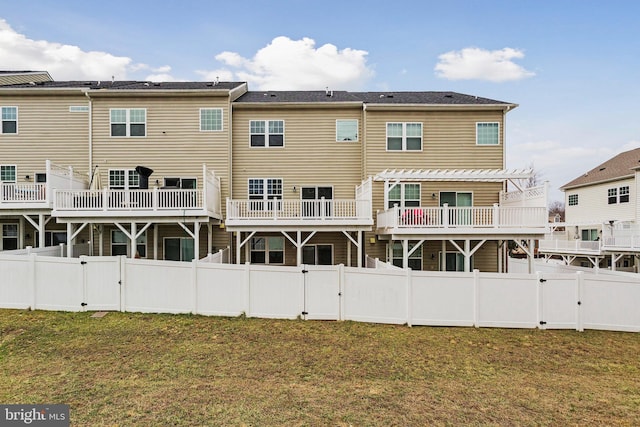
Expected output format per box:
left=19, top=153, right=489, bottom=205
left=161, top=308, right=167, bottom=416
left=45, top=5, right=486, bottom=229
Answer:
left=561, top=147, right=640, bottom=190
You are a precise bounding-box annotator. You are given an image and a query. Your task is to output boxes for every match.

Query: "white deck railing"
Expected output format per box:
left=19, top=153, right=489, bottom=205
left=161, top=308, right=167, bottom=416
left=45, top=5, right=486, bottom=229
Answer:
left=54, top=188, right=204, bottom=212
left=0, top=160, right=87, bottom=208
left=53, top=164, right=221, bottom=218
left=538, top=239, right=602, bottom=254
left=226, top=198, right=372, bottom=222
left=1, top=182, right=47, bottom=203
left=602, top=235, right=640, bottom=251
left=377, top=204, right=548, bottom=230
left=500, top=183, right=548, bottom=208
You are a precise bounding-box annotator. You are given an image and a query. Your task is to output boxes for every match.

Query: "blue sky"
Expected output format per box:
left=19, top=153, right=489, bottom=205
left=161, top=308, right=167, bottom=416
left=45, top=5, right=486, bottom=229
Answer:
left=1, top=0, right=640, bottom=202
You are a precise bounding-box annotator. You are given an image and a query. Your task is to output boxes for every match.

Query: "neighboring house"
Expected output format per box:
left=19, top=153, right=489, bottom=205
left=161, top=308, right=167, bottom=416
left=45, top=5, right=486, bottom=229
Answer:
left=0, top=71, right=53, bottom=86
left=1, top=77, right=549, bottom=271
left=539, top=147, right=640, bottom=271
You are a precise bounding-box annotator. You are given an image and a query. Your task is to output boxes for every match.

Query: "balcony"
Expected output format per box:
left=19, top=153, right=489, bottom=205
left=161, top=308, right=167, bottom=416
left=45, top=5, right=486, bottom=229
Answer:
left=539, top=223, right=640, bottom=256
left=52, top=165, right=222, bottom=220
left=377, top=204, right=549, bottom=237
left=226, top=198, right=373, bottom=227
left=0, top=161, right=86, bottom=210
left=538, top=239, right=602, bottom=255
left=1, top=182, right=47, bottom=206
left=225, top=178, right=373, bottom=229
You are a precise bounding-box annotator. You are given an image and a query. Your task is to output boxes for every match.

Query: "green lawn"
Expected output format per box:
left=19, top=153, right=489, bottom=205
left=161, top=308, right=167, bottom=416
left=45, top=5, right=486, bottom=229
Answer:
left=1, top=309, right=639, bottom=426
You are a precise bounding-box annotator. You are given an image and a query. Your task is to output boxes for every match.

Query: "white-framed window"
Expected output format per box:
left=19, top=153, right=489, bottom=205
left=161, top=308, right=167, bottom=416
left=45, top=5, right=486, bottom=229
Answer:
left=69, top=106, right=89, bottom=113
left=387, top=122, right=422, bottom=151
left=109, top=169, right=139, bottom=189
left=620, top=186, right=630, bottom=203
left=1, top=224, right=18, bottom=251
left=250, top=236, right=284, bottom=264
left=336, top=119, right=358, bottom=142
left=110, top=108, right=146, bottom=137
left=164, top=237, right=194, bottom=261
left=200, top=108, right=223, bottom=131
left=568, top=194, right=578, bottom=206
left=0, top=165, right=16, bottom=183
left=607, top=186, right=630, bottom=204
left=1, top=106, right=17, bottom=134
left=302, top=244, right=333, bottom=265
left=581, top=229, right=598, bottom=241
left=476, top=122, right=499, bottom=145
left=391, top=242, right=422, bottom=270
left=387, top=183, right=420, bottom=208
left=248, top=178, right=283, bottom=210
left=250, top=120, right=284, bottom=147
left=111, top=230, right=147, bottom=257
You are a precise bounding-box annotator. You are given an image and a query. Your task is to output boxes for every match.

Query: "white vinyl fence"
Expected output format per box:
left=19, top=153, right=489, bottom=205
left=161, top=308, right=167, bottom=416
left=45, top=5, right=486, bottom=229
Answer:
left=1, top=253, right=639, bottom=333
left=509, top=257, right=640, bottom=277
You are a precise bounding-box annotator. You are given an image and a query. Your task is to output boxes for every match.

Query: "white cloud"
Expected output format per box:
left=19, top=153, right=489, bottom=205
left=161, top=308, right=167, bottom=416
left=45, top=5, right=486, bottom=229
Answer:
left=145, top=66, right=183, bottom=82
left=0, top=19, right=132, bottom=80
left=195, top=69, right=235, bottom=82
left=145, top=73, right=177, bottom=82
left=211, top=36, right=374, bottom=90
left=435, top=47, right=535, bottom=82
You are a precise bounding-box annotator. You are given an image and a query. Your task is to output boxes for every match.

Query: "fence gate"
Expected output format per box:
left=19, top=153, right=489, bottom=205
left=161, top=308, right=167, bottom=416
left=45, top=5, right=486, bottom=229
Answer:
left=302, top=265, right=341, bottom=321
left=538, top=273, right=580, bottom=330
left=81, top=256, right=122, bottom=311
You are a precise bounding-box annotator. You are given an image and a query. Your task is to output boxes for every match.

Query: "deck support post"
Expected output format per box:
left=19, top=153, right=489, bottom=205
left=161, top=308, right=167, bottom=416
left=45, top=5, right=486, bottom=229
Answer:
left=130, top=222, right=137, bottom=259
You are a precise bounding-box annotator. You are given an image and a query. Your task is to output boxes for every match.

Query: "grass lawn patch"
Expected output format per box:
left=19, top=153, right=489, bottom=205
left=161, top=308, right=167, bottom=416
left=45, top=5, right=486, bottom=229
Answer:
left=1, top=310, right=639, bottom=426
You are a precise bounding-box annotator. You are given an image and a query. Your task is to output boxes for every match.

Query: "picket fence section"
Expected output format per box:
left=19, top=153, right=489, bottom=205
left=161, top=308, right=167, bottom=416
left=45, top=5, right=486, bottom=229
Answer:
left=1, top=253, right=639, bottom=333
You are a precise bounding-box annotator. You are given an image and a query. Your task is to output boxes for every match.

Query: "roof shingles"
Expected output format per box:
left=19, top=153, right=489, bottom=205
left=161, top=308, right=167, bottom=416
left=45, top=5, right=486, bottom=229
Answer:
left=0, top=80, right=245, bottom=91
left=561, top=147, right=640, bottom=190
left=234, top=90, right=512, bottom=105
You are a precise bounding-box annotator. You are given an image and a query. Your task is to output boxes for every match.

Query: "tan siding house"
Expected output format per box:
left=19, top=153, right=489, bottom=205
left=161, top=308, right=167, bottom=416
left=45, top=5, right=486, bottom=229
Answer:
left=2, top=79, right=548, bottom=271
left=227, top=93, right=371, bottom=266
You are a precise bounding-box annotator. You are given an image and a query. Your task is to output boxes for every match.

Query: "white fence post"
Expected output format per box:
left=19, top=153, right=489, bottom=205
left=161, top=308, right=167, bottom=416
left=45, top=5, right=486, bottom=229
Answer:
left=406, top=267, right=413, bottom=327
left=120, top=256, right=127, bottom=312
left=29, top=253, right=37, bottom=310
left=536, top=271, right=544, bottom=329
left=576, top=271, right=584, bottom=332
left=192, top=259, right=198, bottom=315
left=80, top=255, right=87, bottom=312
left=338, top=264, right=345, bottom=321
left=245, top=262, right=251, bottom=317
left=473, top=269, right=480, bottom=327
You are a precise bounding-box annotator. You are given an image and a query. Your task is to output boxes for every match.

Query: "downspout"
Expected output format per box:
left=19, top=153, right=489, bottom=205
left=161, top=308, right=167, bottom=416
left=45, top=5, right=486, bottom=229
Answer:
left=362, top=103, right=367, bottom=181
left=502, top=105, right=511, bottom=195
left=227, top=91, right=234, bottom=254
left=85, top=91, right=93, bottom=180
left=85, top=90, right=93, bottom=257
